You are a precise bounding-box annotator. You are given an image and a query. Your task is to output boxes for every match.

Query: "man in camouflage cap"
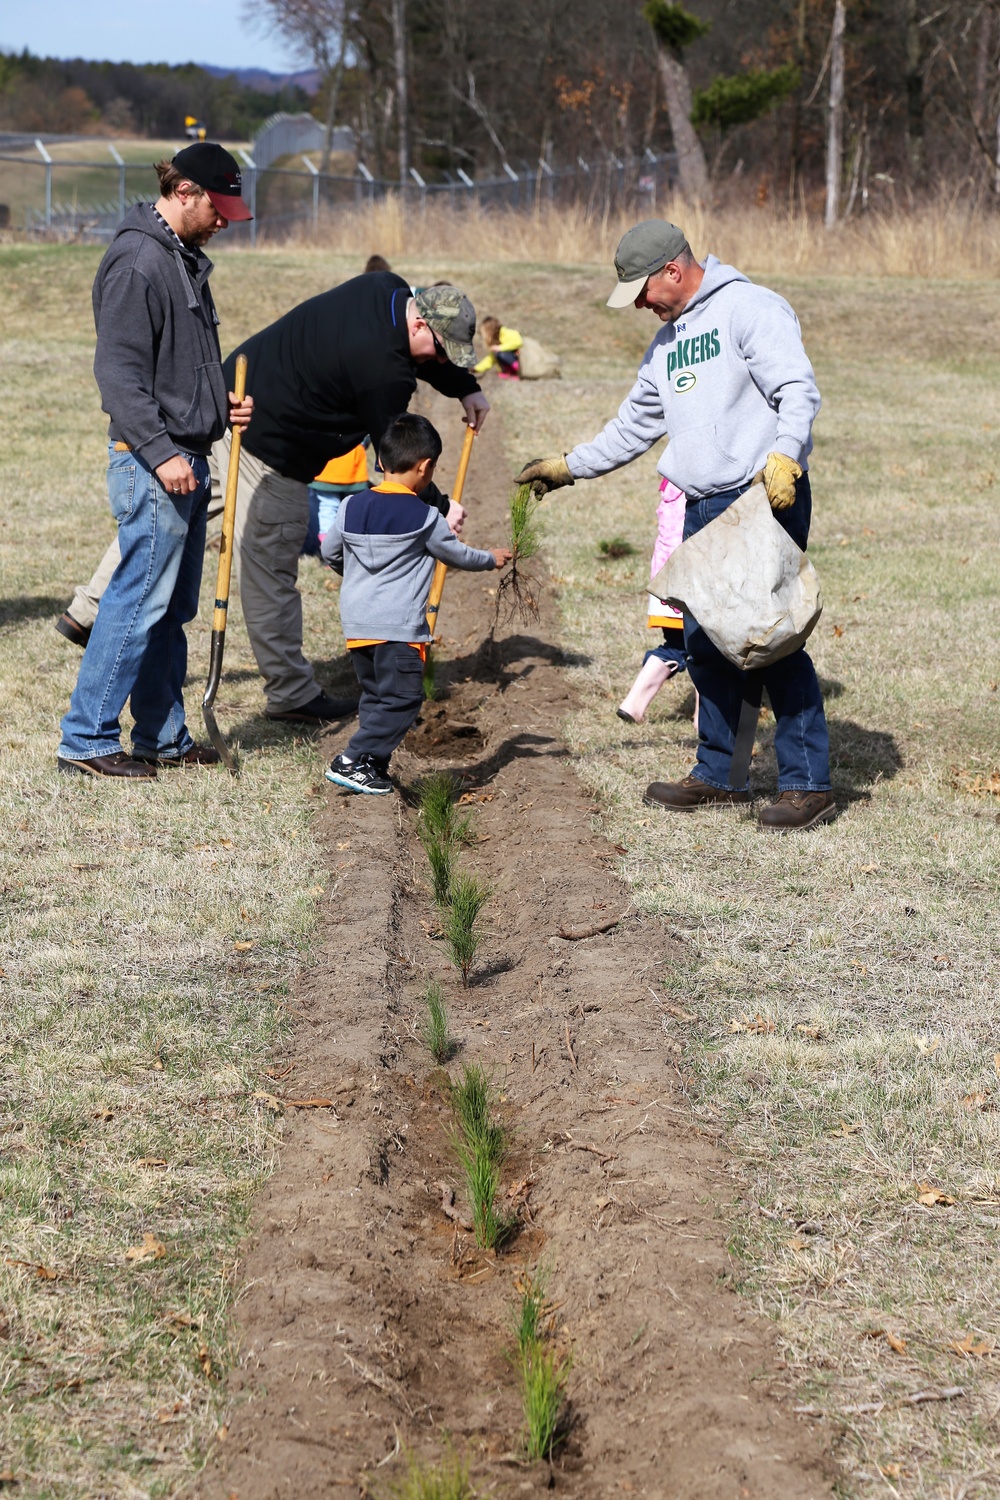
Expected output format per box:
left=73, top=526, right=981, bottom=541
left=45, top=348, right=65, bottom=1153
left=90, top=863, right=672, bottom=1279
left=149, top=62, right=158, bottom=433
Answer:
left=215, top=270, right=489, bottom=724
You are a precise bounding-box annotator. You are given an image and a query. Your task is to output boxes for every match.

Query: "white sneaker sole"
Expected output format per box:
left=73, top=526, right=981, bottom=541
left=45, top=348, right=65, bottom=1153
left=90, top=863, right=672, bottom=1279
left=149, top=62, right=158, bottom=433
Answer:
left=324, top=768, right=393, bottom=795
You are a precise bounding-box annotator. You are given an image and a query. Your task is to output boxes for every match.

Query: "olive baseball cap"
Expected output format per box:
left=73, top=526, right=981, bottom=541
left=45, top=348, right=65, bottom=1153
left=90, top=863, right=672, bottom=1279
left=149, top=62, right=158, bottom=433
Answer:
left=607, top=219, right=688, bottom=307
left=171, top=142, right=253, bottom=221
left=414, top=284, right=477, bottom=368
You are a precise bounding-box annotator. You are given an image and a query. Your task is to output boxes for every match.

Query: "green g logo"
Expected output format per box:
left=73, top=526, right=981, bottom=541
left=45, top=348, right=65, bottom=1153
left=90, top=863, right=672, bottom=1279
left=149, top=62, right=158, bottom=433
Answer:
left=674, top=371, right=697, bottom=393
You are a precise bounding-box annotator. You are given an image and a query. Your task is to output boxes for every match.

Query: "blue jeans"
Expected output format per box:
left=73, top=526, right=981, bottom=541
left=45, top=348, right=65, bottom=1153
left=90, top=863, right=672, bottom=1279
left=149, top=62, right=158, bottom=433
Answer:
left=58, top=446, right=210, bottom=762
left=683, top=475, right=831, bottom=793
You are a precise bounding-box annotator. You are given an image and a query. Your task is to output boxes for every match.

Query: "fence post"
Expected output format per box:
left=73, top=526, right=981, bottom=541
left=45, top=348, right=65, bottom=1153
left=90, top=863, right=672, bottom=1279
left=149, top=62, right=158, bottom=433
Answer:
left=35, top=139, right=52, bottom=230
left=108, top=143, right=126, bottom=223
left=238, top=149, right=257, bottom=247
left=357, top=160, right=375, bottom=206
left=302, top=154, right=320, bottom=230
left=409, top=165, right=426, bottom=212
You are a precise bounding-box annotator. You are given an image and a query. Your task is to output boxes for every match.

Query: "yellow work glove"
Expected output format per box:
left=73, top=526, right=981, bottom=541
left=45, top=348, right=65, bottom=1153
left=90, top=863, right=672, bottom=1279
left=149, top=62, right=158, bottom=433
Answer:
left=514, top=455, right=575, bottom=495
left=760, top=451, right=803, bottom=511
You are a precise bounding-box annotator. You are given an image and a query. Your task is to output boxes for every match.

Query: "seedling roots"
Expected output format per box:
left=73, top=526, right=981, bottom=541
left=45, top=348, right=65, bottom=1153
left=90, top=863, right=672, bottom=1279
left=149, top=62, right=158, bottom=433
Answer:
left=493, top=483, right=542, bottom=630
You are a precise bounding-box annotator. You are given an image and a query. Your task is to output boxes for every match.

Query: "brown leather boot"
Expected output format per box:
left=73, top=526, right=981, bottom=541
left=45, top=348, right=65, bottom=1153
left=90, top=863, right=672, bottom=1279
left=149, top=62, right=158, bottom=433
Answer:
left=643, top=775, right=750, bottom=811
left=758, top=790, right=836, bottom=831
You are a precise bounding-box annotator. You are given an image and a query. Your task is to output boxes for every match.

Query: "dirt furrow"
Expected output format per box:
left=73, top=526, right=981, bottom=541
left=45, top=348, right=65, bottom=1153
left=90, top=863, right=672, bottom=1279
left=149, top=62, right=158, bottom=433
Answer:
left=191, top=395, right=832, bottom=1500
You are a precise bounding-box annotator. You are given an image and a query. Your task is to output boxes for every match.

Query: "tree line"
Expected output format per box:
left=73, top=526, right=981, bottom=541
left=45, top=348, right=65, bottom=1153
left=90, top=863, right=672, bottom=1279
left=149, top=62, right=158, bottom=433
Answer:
left=247, top=0, right=1000, bottom=211
left=0, top=50, right=311, bottom=140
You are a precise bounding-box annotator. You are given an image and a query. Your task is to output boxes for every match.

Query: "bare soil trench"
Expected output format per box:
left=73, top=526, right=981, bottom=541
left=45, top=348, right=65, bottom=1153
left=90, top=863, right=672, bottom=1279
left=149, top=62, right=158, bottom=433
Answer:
left=191, top=396, right=832, bottom=1500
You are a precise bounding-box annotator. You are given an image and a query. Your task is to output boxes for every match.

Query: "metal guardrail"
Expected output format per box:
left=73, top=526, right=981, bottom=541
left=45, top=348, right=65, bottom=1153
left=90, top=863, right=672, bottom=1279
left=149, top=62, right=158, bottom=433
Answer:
left=0, top=142, right=678, bottom=245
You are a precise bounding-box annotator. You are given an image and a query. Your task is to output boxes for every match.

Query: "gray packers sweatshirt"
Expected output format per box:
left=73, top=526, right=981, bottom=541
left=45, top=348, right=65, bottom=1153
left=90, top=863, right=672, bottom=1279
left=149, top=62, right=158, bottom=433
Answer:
left=567, top=256, right=820, bottom=500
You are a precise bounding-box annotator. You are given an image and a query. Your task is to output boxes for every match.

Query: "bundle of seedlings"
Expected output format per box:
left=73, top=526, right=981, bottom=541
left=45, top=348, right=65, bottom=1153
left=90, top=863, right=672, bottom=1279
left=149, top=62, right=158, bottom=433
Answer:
left=420, top=980, right=458, bottom=1064
left=492, top=483, right=541, bottom=630
left=511, top=1269, right=571, bottom=1462
left=450, top=1064, right=511, bottom=1250
left=597, top=535, right=637, bottom=559
left=418, top=773, right=472, bottom=905
left=443, top=871, right=491, bottom=987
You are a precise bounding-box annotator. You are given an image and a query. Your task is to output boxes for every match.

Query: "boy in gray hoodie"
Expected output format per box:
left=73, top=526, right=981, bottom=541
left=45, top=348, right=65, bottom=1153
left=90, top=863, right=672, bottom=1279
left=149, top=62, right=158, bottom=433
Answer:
left=320, top=413, right=511, bottom=795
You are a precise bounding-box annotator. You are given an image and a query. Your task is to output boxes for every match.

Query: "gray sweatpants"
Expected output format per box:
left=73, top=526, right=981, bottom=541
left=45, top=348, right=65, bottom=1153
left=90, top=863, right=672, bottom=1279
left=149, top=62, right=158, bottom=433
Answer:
left=67, top=439, right=322, bottom=715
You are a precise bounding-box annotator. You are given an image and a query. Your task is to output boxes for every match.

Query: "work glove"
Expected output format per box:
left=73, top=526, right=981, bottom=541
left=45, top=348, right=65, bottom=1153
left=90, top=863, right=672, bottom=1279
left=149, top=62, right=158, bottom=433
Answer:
left=514, top=455, right=575, bottom=495
left=760, top=451, right=802, bottom=512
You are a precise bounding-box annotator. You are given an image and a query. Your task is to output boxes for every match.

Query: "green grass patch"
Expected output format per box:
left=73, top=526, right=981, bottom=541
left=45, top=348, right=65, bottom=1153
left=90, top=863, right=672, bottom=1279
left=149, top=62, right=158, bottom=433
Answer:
left=597, top=536, right=637, bottom=559
left=379, top=1448, right=477, bottom=1500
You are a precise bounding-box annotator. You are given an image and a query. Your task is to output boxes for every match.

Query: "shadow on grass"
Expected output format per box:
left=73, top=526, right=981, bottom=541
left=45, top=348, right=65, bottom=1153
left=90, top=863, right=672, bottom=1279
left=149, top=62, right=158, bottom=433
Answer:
left=0, top=593, right=68, bottom=629
left=828, top=717, right=903, bottom=804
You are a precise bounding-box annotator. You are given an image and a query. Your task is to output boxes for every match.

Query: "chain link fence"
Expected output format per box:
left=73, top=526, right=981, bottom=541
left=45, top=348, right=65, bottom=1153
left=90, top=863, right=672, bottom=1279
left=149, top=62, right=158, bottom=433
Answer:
left=0, top=131, right=677, bottom=246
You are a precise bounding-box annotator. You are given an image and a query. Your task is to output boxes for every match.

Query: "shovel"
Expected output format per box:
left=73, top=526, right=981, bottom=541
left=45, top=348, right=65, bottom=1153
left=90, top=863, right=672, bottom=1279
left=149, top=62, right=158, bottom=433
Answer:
left=424, top=422, right=476, bottom=641
left=202, top=353, right=248, bottom=776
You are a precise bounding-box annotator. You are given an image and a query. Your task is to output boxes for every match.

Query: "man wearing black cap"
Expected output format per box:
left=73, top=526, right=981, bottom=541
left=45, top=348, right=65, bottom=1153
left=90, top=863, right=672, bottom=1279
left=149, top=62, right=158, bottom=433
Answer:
left=516, top=219, right=835, bottom=832
left=215, top=276, right=490, bottom=724
left=57, top=144, right=254, bottom=778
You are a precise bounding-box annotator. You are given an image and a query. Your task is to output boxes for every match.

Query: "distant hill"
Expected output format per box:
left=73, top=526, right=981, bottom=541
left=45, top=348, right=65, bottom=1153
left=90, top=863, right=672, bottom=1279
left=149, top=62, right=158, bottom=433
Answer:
left=199, top=64, right=320, bottom=96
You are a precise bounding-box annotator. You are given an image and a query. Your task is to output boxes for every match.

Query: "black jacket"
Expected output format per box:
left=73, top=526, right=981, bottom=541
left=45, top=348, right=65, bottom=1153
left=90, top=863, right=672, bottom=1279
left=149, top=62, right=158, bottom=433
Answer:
left=92, top=203, right=227, bottom=469
left=222, top=272, right=480, bottom=484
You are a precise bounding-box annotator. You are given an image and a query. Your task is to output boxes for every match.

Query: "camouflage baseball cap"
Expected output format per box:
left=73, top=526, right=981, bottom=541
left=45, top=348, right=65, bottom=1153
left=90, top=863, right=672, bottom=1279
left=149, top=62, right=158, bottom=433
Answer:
left=414, top=284, right=477, bottom=368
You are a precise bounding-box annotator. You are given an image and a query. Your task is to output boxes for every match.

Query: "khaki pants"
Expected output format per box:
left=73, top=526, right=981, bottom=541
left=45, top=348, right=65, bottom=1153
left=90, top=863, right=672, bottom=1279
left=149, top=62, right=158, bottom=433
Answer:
left=67, top=439, right=321, bottom=715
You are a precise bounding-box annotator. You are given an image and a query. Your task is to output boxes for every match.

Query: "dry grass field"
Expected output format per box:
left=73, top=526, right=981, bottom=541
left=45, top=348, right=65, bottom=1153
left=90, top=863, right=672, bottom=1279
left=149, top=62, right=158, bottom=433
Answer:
left=1, top=217, right=999, bottom=1496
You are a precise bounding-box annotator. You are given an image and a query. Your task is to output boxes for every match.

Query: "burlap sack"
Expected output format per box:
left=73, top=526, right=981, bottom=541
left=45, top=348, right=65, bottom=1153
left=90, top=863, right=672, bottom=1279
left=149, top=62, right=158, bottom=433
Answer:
left=517, top=334, right=561, bottom=379
left=648, top=482, right=822, bottom=671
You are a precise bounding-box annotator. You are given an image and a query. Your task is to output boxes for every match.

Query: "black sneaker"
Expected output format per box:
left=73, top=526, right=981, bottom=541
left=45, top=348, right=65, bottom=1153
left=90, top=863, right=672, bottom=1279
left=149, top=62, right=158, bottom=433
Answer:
left=324, top=753, right=393, bottom=796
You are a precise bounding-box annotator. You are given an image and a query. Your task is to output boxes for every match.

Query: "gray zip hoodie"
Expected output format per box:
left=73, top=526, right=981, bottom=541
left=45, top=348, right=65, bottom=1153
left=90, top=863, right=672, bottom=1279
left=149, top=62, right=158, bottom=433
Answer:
left=92, top=203, right=228, bottom=471
left=567, top=256, right=820, bottom=500
left=321, top=486, right=497, bottom=643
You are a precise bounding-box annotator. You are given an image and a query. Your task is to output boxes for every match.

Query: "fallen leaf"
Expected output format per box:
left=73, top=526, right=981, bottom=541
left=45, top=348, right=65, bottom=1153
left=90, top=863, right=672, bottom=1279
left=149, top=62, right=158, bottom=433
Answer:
left=796, top=1024, right=825, bottom=1039
left=136, top=1157, right=168, bottom=1169
left=93, top=1103, right=114, bottom=1122
left=886, top=1331, right=908, bottom=1355
left=233, top=940, right=256, bottom=953
left=961, top=1091, right=991, bottom=1111
left=916, top=1035, right=941, bottom=1056
left=849, top=959, right=868, bottom=975
left=216, top=1423, right=229, bottom=1441
left=916, top=1183, right=956, bottom=1207
left=784, top=1236, right=808, bottom=1252
left=667, top=1005, right=698, bottom=1022
left=308, top=885, right=324, bottom=897
left=832, top=624, right=845, bottom=637
left=157, top=1401, right=183, bottom=1423
left=994, top=1053, right=1000, bottom=1080
left=197, top=1342, right=214, bottom=1378
left=881, top=1463, right=906, bottom=1479
left=251, top=1090, right=282, bottom=1112
left=125, top=1232, right=166, bottom=1263
left=829, top=1121, right=860, bottom=1138
left=4, top=1258, right=58, bottom=1280
left=284, top=1097, right=334, bottom=1109
left=219, top=839, right=235, bottom=849
left=335, top=840, right=351, bottom=850
left=457, top=791, right=494, bottom=804
left=166, top=1311, right=202, bottom=1329
left=949, top=1333, right=995, bottom=1359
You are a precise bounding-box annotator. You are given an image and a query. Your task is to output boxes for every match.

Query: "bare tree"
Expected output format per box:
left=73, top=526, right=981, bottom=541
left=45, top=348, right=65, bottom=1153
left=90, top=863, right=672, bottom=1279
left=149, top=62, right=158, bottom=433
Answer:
left=243, top=0, right=351, bottom=169
left=390, top=0, right=410, bottom=178
left=643, top=1, right=711, bottom=201
left=825, top=0, right=846, bottom=228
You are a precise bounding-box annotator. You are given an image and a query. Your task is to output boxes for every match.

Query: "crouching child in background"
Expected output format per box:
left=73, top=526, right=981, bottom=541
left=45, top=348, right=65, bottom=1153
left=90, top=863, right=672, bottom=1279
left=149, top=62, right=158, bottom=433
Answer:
left=320, top=413, right=512, bottom=796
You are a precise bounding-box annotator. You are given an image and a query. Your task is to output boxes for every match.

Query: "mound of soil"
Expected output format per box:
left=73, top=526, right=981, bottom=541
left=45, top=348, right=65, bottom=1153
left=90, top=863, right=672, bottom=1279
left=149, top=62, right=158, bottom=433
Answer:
left=191, top=398, right=831, bottom=1500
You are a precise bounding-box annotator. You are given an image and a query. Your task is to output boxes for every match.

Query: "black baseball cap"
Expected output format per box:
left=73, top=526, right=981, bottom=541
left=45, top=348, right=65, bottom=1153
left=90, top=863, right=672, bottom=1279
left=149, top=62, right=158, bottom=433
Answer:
left=171, top=143, right=253, bottom=221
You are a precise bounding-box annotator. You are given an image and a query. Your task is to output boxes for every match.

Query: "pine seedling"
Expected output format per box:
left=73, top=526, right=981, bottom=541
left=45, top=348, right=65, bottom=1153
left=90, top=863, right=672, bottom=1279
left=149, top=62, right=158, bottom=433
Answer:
left=381, top=1448, right=477, bottom=1500
left=444, top=872, right=491, bottom=986
left=419, top=773, right=472, bottom=848
left=421, top=981, right=457, bottom=1064
left=424, top=834, right=454, bottom=906
left=513, top=1268, right=551, bottom=1357
left=450, top=1064, right=510, bottom=1251
left=520, top=1344, right=571, bottom=1461
left=493, top=483, right=542, bottom=629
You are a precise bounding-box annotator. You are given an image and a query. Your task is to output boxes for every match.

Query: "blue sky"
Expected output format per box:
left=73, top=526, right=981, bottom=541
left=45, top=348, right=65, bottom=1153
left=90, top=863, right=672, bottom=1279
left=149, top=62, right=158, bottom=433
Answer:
left=0, top=0, right=302, bottom=72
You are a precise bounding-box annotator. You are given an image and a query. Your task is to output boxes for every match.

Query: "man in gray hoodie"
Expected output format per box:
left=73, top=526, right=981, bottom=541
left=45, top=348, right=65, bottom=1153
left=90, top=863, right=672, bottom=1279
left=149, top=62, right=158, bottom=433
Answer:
left=57, top=144, right=253, bottom=779
left=516, top=220, right=835, bottom=833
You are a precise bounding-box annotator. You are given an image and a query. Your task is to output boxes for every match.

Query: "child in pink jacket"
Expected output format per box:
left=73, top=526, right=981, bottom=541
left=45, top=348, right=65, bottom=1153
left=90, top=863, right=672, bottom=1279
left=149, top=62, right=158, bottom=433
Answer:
left=617, top=478, right=689, bottom=724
